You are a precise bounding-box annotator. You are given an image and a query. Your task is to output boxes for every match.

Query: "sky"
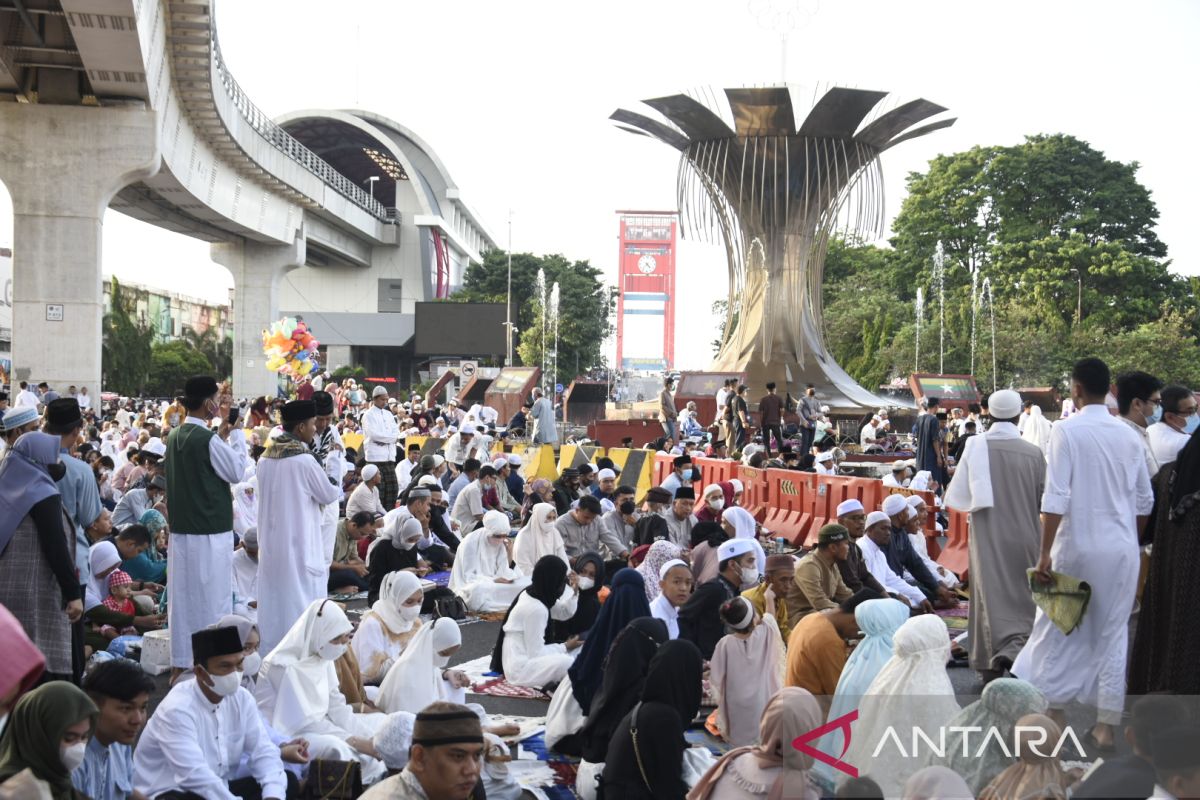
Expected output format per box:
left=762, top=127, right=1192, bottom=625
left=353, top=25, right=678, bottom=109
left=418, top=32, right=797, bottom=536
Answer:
left=1, top=0, right=1197, bottom=370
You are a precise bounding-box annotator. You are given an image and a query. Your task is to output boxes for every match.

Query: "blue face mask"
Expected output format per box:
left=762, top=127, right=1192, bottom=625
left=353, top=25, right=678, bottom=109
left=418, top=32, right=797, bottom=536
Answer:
left=1185, top=414, right=1200, bottom=436
left=1144, top=402, right=1162, bottom=426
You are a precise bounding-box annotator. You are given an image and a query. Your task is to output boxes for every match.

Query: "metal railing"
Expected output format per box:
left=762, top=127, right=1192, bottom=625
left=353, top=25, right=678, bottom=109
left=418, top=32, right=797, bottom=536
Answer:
left=209, top=28, right=396, bottom=224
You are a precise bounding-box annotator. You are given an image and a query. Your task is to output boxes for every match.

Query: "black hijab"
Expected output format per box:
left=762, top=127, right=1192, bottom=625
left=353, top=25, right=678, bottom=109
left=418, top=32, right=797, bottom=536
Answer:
left=689, top=520, right=726, bottom=550
left=490, top=555, right=570, bottom=673
left=553, top=551, right=605, bottom=640
left=1168, top=430, right=1200, bottom=521
left=579, top=617, right=668, bottom=762
left=600, top=638, right=703, bottom=800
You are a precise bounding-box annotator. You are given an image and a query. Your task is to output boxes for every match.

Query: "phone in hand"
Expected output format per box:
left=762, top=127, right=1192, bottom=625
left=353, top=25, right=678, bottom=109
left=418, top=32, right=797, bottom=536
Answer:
left=227, top=406, right=240, bottom=426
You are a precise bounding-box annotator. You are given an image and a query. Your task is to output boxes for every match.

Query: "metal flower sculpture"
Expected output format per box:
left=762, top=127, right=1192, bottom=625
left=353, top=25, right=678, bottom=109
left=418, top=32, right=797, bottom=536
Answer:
left=612, top=86, right=954, bottom=409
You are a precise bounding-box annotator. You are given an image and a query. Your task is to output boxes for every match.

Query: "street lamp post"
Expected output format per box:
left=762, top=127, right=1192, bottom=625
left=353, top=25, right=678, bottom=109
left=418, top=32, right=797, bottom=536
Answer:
left=365, top=175, right=380, bottom=202
left=505, top=211, right=513, bottom=366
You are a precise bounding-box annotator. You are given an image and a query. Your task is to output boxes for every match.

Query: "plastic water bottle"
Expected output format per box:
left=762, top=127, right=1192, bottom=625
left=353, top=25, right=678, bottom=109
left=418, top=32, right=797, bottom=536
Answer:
left=776, top=537, right=787, bottom=554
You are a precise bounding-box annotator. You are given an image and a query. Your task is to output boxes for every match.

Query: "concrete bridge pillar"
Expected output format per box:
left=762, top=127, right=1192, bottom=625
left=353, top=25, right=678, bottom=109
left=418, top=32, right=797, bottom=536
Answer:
left=212, top=231, right=306, bottom=399
left=0, top=104, right=159, bottom=392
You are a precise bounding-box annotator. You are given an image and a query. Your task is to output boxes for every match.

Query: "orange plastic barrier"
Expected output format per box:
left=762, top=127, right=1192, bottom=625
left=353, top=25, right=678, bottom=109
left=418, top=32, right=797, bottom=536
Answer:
left=694, top=456, right=735, bottom=489
left=652, top=453, right=674, bottom=486
left=762, top=469, right=815, bottom=545
left=938, top=508, right=970, bottom=578
left=736, top=465, right=768, bottom=521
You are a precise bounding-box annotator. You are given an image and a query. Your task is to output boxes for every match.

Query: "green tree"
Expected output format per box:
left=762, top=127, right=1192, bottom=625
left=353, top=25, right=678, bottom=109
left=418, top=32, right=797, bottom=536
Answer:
left=180, top=325, right=233, bottom=380
left=101, top=277, right=154, bottom=395
left=147, top=340, right=211, bottom=397
left=451, top=251, right=614, bottom=387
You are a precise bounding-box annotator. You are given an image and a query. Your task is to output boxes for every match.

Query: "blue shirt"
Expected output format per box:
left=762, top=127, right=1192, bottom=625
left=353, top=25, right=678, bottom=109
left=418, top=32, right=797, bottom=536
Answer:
left=446, top=472, right=471, bottom=511
left=59, top=448, right=103, bottom=580
left=72, top=736, right=134, bottom=800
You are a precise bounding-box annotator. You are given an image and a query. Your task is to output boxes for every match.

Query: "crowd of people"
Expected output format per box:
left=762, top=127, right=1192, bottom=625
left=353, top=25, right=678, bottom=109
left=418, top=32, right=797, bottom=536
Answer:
left=0, top=355, right=1197, bottom=799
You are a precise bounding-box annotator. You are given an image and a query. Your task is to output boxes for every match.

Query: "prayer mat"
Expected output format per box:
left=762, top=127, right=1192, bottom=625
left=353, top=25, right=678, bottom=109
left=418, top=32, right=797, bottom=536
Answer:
left=423, top=570, right=451, bottom=587
left=455, top=656, right=552, bottom=701
left=516, top=732, right=579, bottom=799
left=686, top=727, right=734, bottom=756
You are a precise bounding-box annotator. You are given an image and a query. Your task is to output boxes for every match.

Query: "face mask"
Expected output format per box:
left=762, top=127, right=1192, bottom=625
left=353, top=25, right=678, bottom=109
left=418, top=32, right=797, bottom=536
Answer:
left=60, top=742, right=87, bottom=772
left=317, top=642, right=347, bottom=662
left=740, top=567, right=760, bottom=586
left=1143, top=402, right=1162, bottom=426
left=241, top=652, right=262, bottom=676
left=619, top=501, right=636, bottom=515
left=708, top=498, right=725, bottom=511
left=205, top=668, right=242, bottom=697
left=399, top=537, right=419, bottom=551
left=1185, top=415, right=1200, bottom=435
left=577, top=576, right=595, bottom=591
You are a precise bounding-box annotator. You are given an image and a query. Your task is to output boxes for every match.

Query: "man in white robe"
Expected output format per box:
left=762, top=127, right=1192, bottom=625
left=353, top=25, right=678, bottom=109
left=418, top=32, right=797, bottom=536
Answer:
left=164, top=376, right=248, bottom=674
left=1013, top=358, right=1154, bottom=750
left=134, top=627, right=288, bottom=799
left=256, top=400, right=342, bottom=655
left=310, top=391, right=345, bottom=566
left=529, top=388, right=558, bottom=445
left=945, top=389, right=1045, bottom=681
left=361, top=386, right=401, bottom=509
left=232, top=527, right=260, bottom=621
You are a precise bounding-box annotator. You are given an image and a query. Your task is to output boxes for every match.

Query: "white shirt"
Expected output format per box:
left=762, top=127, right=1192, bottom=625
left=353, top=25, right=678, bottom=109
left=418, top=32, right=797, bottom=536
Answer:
left=14, top=389, right=40, bottom=409
left=1147, top=421, right=1191, bottom=467
left=860, top=423, right=879, bottom=448
left=134, top=681, right=286, bottom=800
left=76, top=392, right=92, bottom=410
left=1118, top=415, right=1160, bottom=479
left=451, top=481, right=486, bottom=533
left=361, top=405, right=400, bottom=463
left=649, top=593, right=680, bottom=638
left=397, top=456, right=421, bottom=491
left=714, top=388, right=729, bottom=424
left=182, top=417, right=249, bottom=487
left=858, top=535, right=926, bottom=605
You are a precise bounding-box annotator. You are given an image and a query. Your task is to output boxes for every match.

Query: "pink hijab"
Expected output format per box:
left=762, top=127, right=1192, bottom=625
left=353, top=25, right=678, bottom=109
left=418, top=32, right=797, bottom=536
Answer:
left=689, top=686, right=822, bottom=800
left=0, top=603, right=45, bottom=704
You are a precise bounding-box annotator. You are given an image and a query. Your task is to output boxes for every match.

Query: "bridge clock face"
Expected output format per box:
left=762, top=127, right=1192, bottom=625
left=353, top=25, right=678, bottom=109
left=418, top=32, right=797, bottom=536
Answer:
left=637, top=254, right=657, bottom=274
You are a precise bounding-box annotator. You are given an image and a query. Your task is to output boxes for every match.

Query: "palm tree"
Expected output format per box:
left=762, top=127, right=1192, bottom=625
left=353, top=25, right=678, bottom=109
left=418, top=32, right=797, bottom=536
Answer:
left=180, top=325, right=233, bottom=380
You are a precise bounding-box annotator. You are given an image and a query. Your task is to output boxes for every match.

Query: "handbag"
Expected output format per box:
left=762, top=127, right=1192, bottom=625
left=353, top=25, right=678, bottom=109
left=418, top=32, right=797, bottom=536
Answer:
left=302, top=758, right=363, bottom=800
left=422, top=586, right=467, bottom=620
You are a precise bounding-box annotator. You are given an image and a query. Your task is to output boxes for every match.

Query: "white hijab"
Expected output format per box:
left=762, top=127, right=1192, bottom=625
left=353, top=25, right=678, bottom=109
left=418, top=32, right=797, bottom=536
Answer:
left=1021, top=405, right=1052, bottom=452
left=846, top=615, right=960, bottom=797
left=450, top=511, right=520, bottom=592
left=371, top=570, right=424, bottom=635
left=512, top=503, right=564, bottom=569
left=232, top=476, right=258, bottom=536
left=376, top=616, right=462, bottom=714
left=257, top=598, right=353, bottom=737
left=85, top=542, right=122, bottom=610
left=722, top=506, right=765, bottom=574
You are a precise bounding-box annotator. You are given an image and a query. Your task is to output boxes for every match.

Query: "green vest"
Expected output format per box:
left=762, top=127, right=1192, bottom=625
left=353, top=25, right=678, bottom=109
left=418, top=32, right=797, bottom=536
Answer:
left=165, top=423, right=234, bottom=534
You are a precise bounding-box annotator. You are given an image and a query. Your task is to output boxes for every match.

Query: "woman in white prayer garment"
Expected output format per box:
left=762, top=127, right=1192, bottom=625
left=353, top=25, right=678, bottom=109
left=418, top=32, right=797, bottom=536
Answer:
left=350, top=570, right=424, bottom=686
left=490, top=554, right=581, bottom=688
left=255, top=597, right=398, bottom=785
left=449, top=510, right=530, bottom=612
left=512, top=502, right=568, bottom=576
left=376, top=617, right=471, bottom=714
left=232, top=477, right=258, bottom=538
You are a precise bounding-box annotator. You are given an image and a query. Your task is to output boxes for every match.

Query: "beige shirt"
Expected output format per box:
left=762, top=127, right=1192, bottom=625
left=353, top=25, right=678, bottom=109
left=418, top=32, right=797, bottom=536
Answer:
left=792, top=549, right=853, bottom=618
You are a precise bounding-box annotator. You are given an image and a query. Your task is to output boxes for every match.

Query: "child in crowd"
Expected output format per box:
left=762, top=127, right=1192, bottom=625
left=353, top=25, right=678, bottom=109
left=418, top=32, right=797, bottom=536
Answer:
left=98, top=571, right=139, bottom=639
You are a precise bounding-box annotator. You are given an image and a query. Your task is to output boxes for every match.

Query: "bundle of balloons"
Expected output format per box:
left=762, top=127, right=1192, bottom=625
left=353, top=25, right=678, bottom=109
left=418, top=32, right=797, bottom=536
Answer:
left=262, top=316, right=320, bottom=382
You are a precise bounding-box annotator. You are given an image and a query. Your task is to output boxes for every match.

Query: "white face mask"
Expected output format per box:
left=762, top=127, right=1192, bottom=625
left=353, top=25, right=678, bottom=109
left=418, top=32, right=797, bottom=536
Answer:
left=205, top=668, right=242, bottom=697
left=318, top=642, right=347, bottom=662
left=399, top=537, right=420, bottom=551
left=241, top=652, right=262, bottom=676
left=576, top=576, right=595, bottom=591
left=399, top=604, right=422, bottom=622
left=708, top=497, right=724, bottom=511
left=740, top=567, right=760, bottom=586
left=60, top=742, right=87, bottom=771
